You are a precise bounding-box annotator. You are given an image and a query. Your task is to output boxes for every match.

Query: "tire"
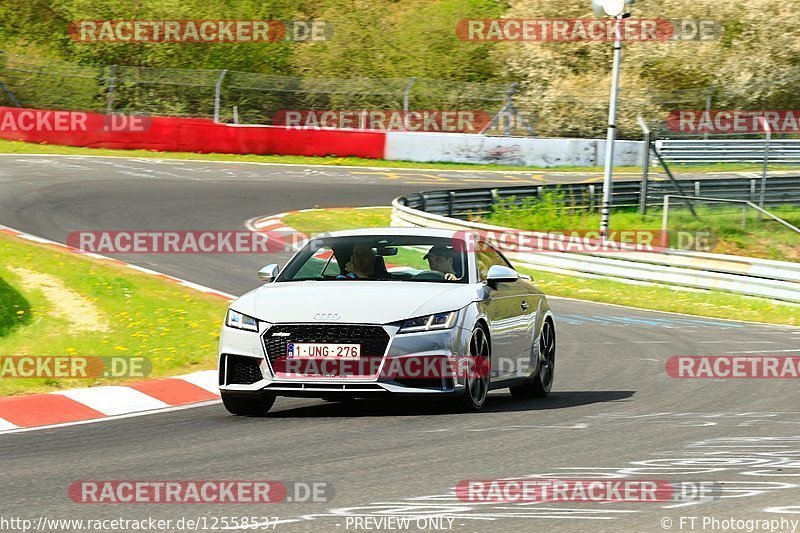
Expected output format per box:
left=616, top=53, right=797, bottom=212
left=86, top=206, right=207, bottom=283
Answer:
left=456, top=325, right=491, bottom=411
left=510, top=319, right=555, bottom=399
left=221, top=392, right=276, bottom=416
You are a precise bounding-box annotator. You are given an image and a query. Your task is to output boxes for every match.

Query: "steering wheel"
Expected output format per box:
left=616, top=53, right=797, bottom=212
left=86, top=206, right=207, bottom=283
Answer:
left=412, top=270, right=446, bottom=281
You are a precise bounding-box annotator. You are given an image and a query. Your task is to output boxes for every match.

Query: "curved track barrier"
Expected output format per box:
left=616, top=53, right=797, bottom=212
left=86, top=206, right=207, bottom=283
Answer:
left=399, top=180, right=800, bottom=215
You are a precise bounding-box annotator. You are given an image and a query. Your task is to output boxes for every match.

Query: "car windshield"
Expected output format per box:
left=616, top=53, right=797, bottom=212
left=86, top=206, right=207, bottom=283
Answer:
left=277, top=235, right=468, bottom=283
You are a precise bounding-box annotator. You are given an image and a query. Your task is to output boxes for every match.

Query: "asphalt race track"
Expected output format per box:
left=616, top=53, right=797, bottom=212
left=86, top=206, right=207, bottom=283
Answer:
left=1, top=154, right=799, bottom=533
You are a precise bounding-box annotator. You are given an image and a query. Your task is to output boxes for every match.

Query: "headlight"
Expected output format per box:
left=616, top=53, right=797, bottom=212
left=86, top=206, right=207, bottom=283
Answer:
left=398, top=311, right=457, bottom=333
left=225, top=309, right=259, bottom=332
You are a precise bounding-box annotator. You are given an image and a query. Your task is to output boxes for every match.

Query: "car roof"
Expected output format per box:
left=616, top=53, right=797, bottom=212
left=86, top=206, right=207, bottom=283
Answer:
left=319, top=227, right=464, bottom=239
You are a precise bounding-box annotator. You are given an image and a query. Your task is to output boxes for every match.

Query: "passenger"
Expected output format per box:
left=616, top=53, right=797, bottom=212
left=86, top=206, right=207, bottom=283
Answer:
left=338, top=243, right=376, bottom=279
left=424, top=245, right=458, bottom=280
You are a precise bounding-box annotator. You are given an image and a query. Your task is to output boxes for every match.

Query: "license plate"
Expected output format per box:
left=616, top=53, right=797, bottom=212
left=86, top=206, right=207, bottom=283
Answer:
left=287, top=343, right=361, bottom=359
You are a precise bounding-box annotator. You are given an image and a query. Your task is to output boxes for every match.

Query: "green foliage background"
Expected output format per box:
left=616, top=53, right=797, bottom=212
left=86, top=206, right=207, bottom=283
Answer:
left=0, top=0, right=507, bottom=78
left=1, top=0, right=798, bottom=137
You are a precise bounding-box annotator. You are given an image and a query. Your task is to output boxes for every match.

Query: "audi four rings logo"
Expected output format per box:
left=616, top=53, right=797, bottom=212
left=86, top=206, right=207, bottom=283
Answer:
left=314, top=313, right=340, bottom=321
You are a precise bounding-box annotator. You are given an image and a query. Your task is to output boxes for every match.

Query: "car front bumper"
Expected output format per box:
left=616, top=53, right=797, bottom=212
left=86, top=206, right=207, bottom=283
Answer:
left=218, top=321, right=472, bottom=397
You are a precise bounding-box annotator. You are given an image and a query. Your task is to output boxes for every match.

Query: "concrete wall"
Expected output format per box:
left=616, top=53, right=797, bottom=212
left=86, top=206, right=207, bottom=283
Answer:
left=385, top=131, right=644, bottom=167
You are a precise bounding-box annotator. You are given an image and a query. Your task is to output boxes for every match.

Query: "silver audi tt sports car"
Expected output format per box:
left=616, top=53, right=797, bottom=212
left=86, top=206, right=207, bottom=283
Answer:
left=218, top=228, right=556, bottom=414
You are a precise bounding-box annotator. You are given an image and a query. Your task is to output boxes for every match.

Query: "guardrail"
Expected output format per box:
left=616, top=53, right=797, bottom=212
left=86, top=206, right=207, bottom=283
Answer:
left=655, top=139, right=800, bottom=164
left=392, top=189, right=800, bottom=304
left=398, top=176, right=800, bottom=217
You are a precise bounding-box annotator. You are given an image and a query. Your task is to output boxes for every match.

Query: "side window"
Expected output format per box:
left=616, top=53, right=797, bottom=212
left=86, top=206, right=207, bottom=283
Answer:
left=476, top=243, right=512, bottom=281
left=294, top=246, right=339, bottom=279
left=321, top=250, right=341, bottom=277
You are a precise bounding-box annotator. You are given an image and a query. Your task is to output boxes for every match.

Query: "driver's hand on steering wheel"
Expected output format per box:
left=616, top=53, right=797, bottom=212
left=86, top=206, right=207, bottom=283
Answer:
left=443, top=272, right=457, bottom=281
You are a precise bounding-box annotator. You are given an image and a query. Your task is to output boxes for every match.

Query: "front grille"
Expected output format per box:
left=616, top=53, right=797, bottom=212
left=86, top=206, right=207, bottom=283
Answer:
left=224, top=354, right=263, bottom=385
left=263, top=324, right=390, bottom=377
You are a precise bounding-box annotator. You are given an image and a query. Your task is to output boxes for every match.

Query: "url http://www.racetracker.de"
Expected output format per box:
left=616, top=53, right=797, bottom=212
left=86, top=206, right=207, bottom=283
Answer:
left=0, top=516, right=281, bottom=532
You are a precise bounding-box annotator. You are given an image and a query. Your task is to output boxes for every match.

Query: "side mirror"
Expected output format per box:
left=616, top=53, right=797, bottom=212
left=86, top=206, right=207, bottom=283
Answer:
left=486, top=265, right=519, bottom=288
left=257, top=264, right=280, bottom=282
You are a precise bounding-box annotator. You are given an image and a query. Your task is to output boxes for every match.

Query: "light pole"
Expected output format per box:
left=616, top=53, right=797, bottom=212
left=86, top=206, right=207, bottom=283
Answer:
left=592, top=0, right=633, bottom=238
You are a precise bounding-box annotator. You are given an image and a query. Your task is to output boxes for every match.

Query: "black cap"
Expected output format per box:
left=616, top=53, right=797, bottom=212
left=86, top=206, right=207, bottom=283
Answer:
left=424, top=244, right=453, bottom=260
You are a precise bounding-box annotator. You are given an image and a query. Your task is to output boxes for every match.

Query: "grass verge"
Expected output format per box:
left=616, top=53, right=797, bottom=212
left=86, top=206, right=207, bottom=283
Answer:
left=0, top=232, right=229, bottom=397
left=2, top=138, right=799, bottom=174
left=282, top=207, right=798, bottom=327
left=283, top=207, right=392, bottom=235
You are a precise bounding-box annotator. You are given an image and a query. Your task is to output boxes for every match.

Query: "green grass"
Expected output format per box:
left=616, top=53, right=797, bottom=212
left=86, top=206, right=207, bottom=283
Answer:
left=516, top=267, right=797, bottom=326
left=483, top=193, right=800, bottom=262
left=3, top=138, right=800, bottom=174
left=0, top=233, right=229, bottom=397
left=281, top=207, right=799, bottom=327
left=283, top=208, right=393, bottom=235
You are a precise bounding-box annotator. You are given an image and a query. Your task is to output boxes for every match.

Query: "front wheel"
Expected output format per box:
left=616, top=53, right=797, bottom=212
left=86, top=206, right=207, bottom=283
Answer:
left=456, top=326, right=491, bottom=411
left=510, top=319, right=555, bottom=399
left=221, top=392, right=276, bottom=416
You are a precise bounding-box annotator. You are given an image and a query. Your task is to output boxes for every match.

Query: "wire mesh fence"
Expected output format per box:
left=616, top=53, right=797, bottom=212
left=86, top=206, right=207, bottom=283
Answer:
left=2, top=50, right=797, bottom=143
left=658, top=197, right=800, bottom=259
left=0, top=50, right=735, bottom=138
left=0, top=53, right=108, bottom=112
left=0, top=51, right=520, bottom=134
left=635, top=112, right=800, bottom=231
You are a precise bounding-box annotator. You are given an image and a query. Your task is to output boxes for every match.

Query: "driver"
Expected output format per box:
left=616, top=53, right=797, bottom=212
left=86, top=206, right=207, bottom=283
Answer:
left=424, top=245, right=458, bottom=281
left=338, top=242, right=376, bottom=279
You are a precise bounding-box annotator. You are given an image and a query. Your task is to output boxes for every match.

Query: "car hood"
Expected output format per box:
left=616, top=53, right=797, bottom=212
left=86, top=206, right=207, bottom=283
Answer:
left=231, top=281, right=482, bottom=324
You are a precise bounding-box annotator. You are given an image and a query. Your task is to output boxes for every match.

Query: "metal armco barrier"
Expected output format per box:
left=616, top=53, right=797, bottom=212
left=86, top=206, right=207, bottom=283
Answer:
left=655, top=139, right=800, bottom=164
left=392, top=191, right=800, bottom=304
left=398, top=176, right=800, bottom=216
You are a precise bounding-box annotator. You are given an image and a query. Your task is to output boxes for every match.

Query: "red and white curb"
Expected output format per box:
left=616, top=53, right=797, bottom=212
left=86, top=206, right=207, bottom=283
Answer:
left=0, top=372, right=219, bottom=433
left=246, top=211, right=302, bottom=236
